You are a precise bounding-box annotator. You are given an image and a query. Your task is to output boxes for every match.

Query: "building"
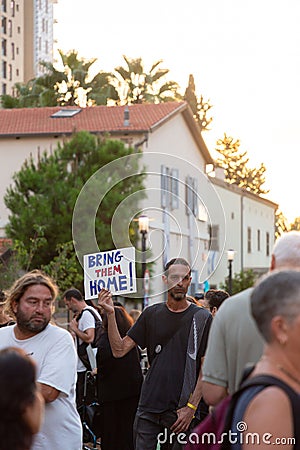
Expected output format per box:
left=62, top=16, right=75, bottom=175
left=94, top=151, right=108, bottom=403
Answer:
left=0, top=0, right=56, bottom=96
left=206, top=172, right=277, bottom=289
left=0, top=101, right=277, bottom=300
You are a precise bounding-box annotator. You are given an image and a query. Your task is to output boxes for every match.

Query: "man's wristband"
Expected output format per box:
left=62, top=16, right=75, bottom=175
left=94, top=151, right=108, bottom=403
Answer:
left=186, top=402, right=197, bottom=411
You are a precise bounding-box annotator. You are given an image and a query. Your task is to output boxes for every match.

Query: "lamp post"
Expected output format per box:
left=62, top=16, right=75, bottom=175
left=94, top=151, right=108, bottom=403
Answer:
left=138, top=215, right=149, bottom=308
left=227, top=249, right=234, bottom=296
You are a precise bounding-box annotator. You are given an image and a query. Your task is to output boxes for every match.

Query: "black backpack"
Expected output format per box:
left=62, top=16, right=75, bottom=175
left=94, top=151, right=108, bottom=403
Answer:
left=81, top=308, right=102, bottom=348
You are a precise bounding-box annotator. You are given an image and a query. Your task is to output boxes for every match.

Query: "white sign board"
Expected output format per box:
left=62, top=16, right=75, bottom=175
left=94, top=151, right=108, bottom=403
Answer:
left=84, top=247, right=136, bottom=299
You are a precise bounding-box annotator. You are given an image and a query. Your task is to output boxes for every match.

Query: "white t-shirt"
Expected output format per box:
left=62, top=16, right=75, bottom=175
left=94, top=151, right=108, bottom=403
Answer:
left=77, top=306, right=101, bottom=372
left=0, top=323, right=82, bottom=450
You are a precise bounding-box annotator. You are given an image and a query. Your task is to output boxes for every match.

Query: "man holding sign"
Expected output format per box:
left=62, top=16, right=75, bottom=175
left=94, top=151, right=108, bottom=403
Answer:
left=98, top=257, right=212, bottom=450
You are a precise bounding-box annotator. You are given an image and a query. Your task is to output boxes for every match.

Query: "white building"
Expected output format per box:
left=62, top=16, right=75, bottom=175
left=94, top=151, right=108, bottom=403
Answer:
left=0, top=102, right=277, bottom=300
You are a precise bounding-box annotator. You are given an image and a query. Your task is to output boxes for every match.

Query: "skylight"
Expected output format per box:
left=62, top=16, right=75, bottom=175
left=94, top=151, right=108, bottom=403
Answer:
left=51, top=109, right=81, bottom=118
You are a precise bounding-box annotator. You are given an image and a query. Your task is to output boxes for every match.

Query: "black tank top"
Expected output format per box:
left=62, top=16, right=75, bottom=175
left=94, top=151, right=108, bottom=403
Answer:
left=231, top=375, right=300, bottom=450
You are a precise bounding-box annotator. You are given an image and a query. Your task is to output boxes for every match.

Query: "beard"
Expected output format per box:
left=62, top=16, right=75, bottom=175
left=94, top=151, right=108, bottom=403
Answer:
left=170, top=290, right=186, bottom=301
left=16, top=310, right=50, bottom=334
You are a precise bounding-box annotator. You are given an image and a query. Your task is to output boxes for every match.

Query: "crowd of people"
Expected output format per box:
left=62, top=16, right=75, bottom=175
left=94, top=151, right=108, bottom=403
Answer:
left=0, top=230, right=300, bottom=450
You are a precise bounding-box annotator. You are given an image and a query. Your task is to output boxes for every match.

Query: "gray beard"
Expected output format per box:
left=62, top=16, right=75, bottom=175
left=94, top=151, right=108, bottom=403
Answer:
left=16, top=313, right=49, bottom=335
left=170, top=291, right=186, bottom=301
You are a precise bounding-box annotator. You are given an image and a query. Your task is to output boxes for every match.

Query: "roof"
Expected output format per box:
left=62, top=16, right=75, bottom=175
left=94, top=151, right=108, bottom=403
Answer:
left=210, top=175, right=278, bottom=209
left=0, top=102, right=184, bottom=135
left=0, top=101, right=214, bottom=164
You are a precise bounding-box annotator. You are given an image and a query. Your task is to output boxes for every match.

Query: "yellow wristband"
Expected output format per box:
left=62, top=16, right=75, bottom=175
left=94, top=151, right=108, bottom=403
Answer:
left=186, top=402, right=197, bottom=411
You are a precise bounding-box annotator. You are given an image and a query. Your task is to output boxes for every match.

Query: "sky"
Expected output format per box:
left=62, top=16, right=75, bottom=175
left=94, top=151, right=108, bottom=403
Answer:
left=53, top=0, right=300, bottom=223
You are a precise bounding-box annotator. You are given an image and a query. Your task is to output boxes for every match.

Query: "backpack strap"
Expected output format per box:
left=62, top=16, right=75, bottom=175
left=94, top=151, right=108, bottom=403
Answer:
left=82, top=307, right=101, bottom=324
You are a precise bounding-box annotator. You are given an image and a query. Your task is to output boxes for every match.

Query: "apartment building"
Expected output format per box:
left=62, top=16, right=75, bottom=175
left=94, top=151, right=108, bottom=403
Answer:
left=0, top=0, right=56, bottom=96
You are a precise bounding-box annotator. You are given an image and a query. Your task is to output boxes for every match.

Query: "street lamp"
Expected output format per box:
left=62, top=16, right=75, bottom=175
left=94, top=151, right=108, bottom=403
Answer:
left=227, top=249, right=234, bottom=295
left=138, top=215, right=149, bottom=308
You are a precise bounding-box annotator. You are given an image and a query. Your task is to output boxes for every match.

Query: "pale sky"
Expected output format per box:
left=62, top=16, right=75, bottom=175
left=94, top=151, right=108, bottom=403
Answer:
left=54, top=0, right=300, bottom=223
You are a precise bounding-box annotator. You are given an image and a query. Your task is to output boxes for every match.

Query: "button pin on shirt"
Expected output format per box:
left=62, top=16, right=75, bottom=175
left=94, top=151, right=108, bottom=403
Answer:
left=155, top=345, right=162, bottom=354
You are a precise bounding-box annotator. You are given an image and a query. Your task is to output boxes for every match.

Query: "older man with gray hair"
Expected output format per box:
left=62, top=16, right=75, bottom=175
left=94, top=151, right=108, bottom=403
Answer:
left=202, top=231, right=300, bottom=405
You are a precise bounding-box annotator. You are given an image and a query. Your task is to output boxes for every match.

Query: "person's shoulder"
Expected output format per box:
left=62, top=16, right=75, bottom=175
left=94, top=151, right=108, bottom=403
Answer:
left=144, top=302, right=165, bottom=313
left=217, top=288, right=253, bottom=314
left=45, top=323, right=71, bottom=340
left=84, top=306, right=102, bottom=319
left=0, top=323, right=15, bottom=338
left=244, top=384, right=293, bottom=417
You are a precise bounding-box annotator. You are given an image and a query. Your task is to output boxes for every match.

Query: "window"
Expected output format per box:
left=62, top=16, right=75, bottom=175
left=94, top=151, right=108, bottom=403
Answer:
left=257, top=229, right=261, bottom=251
left=51, top=109, right=81, bottom=118
left=2, top=17, right=7, bottom=34
left=11, top=42, right=14, bottom=59
left=8, top=63, right=11, bottom=80
left=208, top=224, right=219, bottom=251
left=10, top=0, right=15, bottom=17
left=266, top=232, right=270, bottom=257
left=2, top=38, right=6, bottom=56
left=2, top=83, right=6, bottom=94
left=8, top=19, right=12, bottom=37
left=2, top=60, right=7, bottom=78
left=2, top=0, right=7, bottom=13
left=160, top=165, right=179, bottom=210
left=247, top=227, right=252, bottom=253
left=185, top=176, right=198, bottom=217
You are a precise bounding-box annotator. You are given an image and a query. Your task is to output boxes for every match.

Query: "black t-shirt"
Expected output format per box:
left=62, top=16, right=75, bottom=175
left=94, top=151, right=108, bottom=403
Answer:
left=128, top=302, right=212, bottom=413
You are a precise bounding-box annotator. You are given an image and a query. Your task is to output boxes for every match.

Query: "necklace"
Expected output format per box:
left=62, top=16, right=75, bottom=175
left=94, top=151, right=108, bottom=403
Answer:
left=277, top=365, right=300, bottom=387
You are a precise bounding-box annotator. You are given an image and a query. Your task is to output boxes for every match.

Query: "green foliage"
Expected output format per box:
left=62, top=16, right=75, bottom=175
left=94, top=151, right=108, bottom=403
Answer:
left=275, top=209, right=289, bottom=239
left=215, top=133, right=269, bottom=196
left=1, top=50, right=118, bottom=108
left=184, top=74, right=213, bottom=131
left=289, top=216, right=300, bottom=231
left=220, top=269, right=256, bottom=295
left=0, top=225, right=47, bottom=290
left=113, top=55, right=182, bottom=104
left=4, top=131, right=145, bottom=271
left=42, top=241, right=83, bottom=293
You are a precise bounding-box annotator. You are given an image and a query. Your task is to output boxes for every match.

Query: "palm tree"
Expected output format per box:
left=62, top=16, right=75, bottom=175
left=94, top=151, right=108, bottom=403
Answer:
left=1, top=50, right=118, bottom=108
left=55, top=50, right=118, bottom=106
left=113, top=55, right=181, bottom=104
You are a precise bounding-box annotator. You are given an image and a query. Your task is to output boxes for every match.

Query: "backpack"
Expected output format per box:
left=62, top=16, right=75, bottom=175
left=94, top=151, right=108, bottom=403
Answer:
left=77, top=308, right=102, bottom=370
left=82, top=308, right=102, bottom=349
left=185, top=374, right=300, bottom=450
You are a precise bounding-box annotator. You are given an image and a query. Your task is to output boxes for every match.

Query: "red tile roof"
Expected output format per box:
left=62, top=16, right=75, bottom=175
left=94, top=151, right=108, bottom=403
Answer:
left=0, top=102, right=187, bottom=136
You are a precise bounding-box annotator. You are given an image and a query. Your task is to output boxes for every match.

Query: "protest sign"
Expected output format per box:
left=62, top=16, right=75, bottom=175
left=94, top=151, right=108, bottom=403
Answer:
left=84, top=247, right=136, bottom=299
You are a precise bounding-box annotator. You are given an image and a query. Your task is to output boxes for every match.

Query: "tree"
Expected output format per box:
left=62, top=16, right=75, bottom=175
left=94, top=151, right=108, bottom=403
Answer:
left=4, top=131, right=145, bottom=270
left=113, top=55, right=181, bottom=104
left=289, top=216, right=300, bottom=231
left=215, top=133, right=269, bottom=195
left=220, top=269, right=256, bottom=295
left=275, top=209, right=289, bottom=239
left=1, top=50, right=118, bottom=108
left=184, top=74, right=213, bottom=131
